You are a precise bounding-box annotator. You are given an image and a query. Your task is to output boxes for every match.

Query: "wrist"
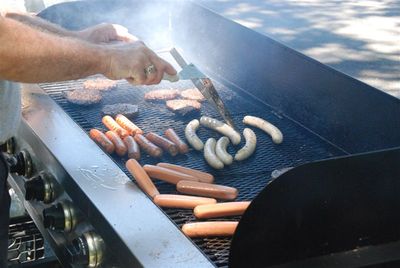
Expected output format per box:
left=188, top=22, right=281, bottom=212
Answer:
left=95, top=46, right=113, bottom=78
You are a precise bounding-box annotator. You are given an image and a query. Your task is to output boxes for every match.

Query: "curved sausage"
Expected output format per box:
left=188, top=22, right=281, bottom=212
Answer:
left=194, top=201, right=251, bottom=219
left=164, top=128, right=189, bottom=154
left=182, top=221, right=238, bottom=238
left=143, top=165, right=200, bottom=184
left=177, top=180, right=238, bottom=200
left=89, top=129, right=115, bottom=154
left=115, top=114, right=143, bottom=136
left=146, top=132, right=179, bottom=157
left=215, top=137, right=233, bottom=165
left=234, top=128, right=257, bottom=161
left=125, top=159, right=159, bottom=198
left=243, top=115, right=283, bottom=144
left=185, top=119, right=203, bottom=151
left=156, top=163, right=214, bottom=184
left=123, top=136, right=141, bottom=160
left=153, top=194, right=216, bottom=209
left=204, top=138, right=224, bottom=169
left=102, top=115, right=129, bottom=138
left=105, top=131, right=127, bottom=156
left=134, top=134, right=163, bottom=158
left=199, top=116, right=241, bottom=145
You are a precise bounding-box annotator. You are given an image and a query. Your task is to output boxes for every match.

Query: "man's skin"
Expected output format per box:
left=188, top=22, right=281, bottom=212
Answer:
left=0, top=13, right=176, bottom=84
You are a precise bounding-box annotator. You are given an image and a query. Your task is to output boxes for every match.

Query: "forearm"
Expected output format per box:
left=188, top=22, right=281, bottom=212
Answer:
left=5, top=12, right=79, bottom=38
left=0, top=17, right=109, bottom=83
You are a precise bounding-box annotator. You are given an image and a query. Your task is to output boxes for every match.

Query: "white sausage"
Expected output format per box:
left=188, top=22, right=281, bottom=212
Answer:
left=185, top=119, right=204, bottom=151
left=204, top=138, right=224, bottom=169
left=216, top=137, right=233, bottom=165
left=235, top=128, right=257, bottom=161
left=199, top=116, right=241, bottom=145
left=243, top=115, right=283, bottom=144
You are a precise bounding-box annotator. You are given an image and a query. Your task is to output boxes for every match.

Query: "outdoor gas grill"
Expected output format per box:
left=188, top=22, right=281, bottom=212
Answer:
left=4, top=0, right=400, bottom=267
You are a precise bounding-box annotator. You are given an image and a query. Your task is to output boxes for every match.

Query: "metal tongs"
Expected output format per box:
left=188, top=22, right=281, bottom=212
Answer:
left=163, top=48, right=236, bottom=129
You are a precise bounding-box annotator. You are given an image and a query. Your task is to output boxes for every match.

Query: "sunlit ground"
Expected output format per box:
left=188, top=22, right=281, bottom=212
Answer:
left=200, top=0, right=400, bottom=98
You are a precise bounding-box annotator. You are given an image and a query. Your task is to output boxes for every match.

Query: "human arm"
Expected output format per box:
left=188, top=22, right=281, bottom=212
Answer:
left=0, top=16, right=176, bottom=84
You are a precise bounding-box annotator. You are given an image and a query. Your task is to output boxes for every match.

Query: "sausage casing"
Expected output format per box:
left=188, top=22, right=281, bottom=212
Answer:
left=123, top=136, right=141, bottom=160
left=243, top=115, right=283, bottom=144
left=215, top=136, right=233, bottom=165
left=115, top=114, right=143, bottom=136
left=153, top=194, right=216, bottom=209
left=89, top=129, right=115, bottom=154
left=144, top=165, right=200, bottom=184
left=102, top=115, right=129, bottom=138
left=194, top=201, right=251, bottom=219
left=105, top=130, right=127, bottom=156
left=177, top=180, right=238, bottom=200
left=200, top=116, right=241, bottom=145
left=182, top=221, right=238, bottom=238
left=235, top=128, right=257, bottom=161
left=125, top=159, right=160, bottom=198
left=134, top=134, right=163, bottom=158
left=146, top=132, right=179, bottom=156
left=185, top=119, right=204, bottom=151
left=204, top=138, right=224, bottom=169
left=156, top=163, right=214, bottom=184
left=164, top=128, right=189, bottom=154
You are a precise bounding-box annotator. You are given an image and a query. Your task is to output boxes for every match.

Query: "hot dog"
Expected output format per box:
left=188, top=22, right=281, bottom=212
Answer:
left=125, top=159, right=159, bottom=198
left=123, top=136, right=141, bottom=160
left=115, top=114, right=143, bottom=136
left=177, top=180, right=238, bottom=200
left=182, top=221, right=238, bottom=238
left=153, top=194, right=216, bottom=209
left=146, top=132, right=179, bottom=157
left=194, top=201, right=251, bottom=219
left=134, top=134, right=163, bottom=158
left=102, top=115, right=129, bottom=138
left=164, top=128, right=189, bottom=154
left=143, top=165, right=200, bottom=184
left=156, top=163, right=214, bottom=184
left=105, top=131, right=127, bottom=156
left=89, top=129, right=115, bottom=154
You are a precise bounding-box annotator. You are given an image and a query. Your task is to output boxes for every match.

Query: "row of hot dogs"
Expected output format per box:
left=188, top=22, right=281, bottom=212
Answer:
left=185, top=115, right=283, bottom=169
left=126, top=160, right=249, bottom=238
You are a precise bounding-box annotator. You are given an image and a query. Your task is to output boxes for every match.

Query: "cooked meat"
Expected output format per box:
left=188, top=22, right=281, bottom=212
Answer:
left=180, top=88, right=205, bottom=102
left=166, top=99, right=201, bottom=115
left=83, top=78, right=117, bottom=91
left=101, top=103, right=139, bottom=117
left=144, top=89, right=180, bottom=101
left=64, top=89, right=102, bottom=105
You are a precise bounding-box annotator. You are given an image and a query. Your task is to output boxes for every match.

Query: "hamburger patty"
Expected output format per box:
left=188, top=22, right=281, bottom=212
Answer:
left=144, top=89, right=180, bottom=101
left=83, top=78, right=117, bottom=91
left=64, top=88, right=102, bottom=105
left=101, top=103, right=139, bottom=117
left=166, top=99, right=202, bottom=115
left=180, top=88, right=205, bottom=102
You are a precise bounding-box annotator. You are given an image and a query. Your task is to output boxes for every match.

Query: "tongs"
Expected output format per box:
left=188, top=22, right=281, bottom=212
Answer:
left=163, top=48, right=236, bottom=129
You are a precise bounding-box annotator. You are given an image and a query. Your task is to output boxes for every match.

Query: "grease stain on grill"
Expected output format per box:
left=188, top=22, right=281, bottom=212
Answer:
left=40, top=78, right=344, bottom=267
left=77, top=165, right=129, bottom=191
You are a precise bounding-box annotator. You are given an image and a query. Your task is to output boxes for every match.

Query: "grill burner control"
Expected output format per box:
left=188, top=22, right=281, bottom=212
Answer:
left=66, top=231, right=105, bottom=268
left=43, top=201, right=79, bottom=232
left=7, top=149, right=33, bottom=177
left=25, top=172, right=55, bottom=203
left=0, top=137, right=16, bottom=154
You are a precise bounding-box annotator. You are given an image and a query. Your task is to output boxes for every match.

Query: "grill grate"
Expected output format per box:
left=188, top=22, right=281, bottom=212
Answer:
left=40, top=77, right=344, bottom=267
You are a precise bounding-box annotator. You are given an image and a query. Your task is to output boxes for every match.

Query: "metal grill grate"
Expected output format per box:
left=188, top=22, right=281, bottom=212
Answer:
left=40, top=77, right=344, bottom=267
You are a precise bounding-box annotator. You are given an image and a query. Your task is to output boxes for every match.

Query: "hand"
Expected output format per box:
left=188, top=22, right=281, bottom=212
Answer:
left=78, top=23, right=136, bottom=44
left=102, top=40, right=177, bottom=85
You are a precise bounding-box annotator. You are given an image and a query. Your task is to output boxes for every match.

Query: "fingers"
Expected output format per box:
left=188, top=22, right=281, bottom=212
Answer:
left=112, top=24, right=137, bottom=42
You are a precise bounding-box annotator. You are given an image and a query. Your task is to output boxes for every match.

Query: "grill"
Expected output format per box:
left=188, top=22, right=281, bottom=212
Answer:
left=39, top=76, right=344, bottom=267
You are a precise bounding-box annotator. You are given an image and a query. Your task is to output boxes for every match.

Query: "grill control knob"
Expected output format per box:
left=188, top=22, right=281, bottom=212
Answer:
left=66, top=231, right=105, bottom=268
left=43, top=201, right=79, bottom=232
left=0, top=137, right=16, bottom=154
left=25, top=172, right=55, bottom=203
left=7, top=149, right=33, bottom=177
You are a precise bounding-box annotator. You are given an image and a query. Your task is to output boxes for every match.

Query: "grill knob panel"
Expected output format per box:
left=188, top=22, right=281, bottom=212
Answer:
left=43, top=201, right=79, bottom=232
left=8, top=149, right=33, bottom=177
left=66, top=231, right=105, bottom=268
left=0, top=137, right=16, bottom=154
left=25, top=172, right=55, bottom=203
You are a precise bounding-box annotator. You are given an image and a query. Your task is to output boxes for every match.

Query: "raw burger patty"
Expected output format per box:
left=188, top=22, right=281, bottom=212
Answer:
left=166, top=99, right=201, bottom=115
left=180, top=88, right=205, bottom=102
left=144, top=89, right=180, bottom=101
left=101, top=103, right=139, bottom=117
left=64, top=89, right=102, bottom=105
left=83, top=78, right=117, bottom=91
